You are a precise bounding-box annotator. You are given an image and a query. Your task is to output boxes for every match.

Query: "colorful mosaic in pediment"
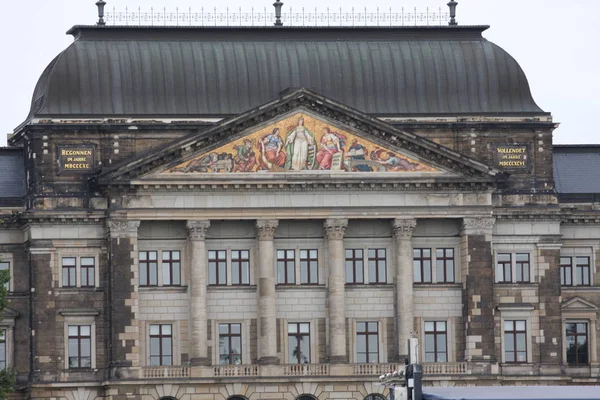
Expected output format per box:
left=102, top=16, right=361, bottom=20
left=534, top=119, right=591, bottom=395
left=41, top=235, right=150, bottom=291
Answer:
left=168, top=113, right=438, bottom=174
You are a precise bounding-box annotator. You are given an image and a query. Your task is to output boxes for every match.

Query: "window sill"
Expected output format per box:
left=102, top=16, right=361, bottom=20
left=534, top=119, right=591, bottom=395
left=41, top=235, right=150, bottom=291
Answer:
left=139, top=286, right=188, bottom=293
left=562, top=286, right=599, bottom=292
left=345, top=284, right=393, bottom=289
left=493, top=283, right=539, bottom=288
left=414, top=283, right=461, bottom=289
left=207, top=285, right=256, bottom=292
left=56, top=287, right=103, bottom=293
left=276, top=284, right=326, bottom=290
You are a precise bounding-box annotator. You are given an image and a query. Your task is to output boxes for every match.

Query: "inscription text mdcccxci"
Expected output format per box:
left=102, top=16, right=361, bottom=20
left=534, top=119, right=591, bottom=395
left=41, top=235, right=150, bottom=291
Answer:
left=495, top=145, right=528, bottom=169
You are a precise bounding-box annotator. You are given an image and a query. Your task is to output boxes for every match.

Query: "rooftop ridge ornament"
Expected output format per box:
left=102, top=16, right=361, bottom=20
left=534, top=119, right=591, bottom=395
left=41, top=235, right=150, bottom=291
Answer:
left=447, top=0, right=458, bottom=26
left=273, top=0, right=284, bottom=26
left=96, top=0, right=107, bottom=26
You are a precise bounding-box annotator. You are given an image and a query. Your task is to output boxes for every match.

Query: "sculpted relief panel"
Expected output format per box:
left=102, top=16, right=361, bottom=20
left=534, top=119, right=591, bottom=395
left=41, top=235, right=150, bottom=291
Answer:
left=169, top=113, right=438, bottom=174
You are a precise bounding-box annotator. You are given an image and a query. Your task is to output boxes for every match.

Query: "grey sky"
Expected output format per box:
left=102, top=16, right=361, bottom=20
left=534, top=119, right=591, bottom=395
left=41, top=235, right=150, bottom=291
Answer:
left=1, top=0, right=598, bottom=146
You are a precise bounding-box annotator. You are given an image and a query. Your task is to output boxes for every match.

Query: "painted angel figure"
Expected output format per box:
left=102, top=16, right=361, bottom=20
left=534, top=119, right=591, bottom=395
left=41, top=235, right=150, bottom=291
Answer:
left=284, top=117, right=316, bottom=170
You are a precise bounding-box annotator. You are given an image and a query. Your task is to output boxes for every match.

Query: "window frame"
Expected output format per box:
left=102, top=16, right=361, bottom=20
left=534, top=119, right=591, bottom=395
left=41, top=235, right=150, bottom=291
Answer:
left=208, top=250, right=228, bottom=286
left=0, top=320, right=15, bottom=371
left=277, top=249, right=296, bottom=285
left=356, top=321, right=380, bottom=364
left=139, top=250, right=159, bottom=287
left=412, top=243, right=459, bottom=285
left=231, top=250, right=251, bottom=286
left=67, top=325, right=92, bottom=369
left=499, top=307, right=533, bottom=365
left=57, top=253, right=100, bottom=289
left=413, top=248, right=432, bottom=284
left=287, top=322, right=311, bottom=364
left=435, top=248, right=455, bottom=284
left=161, top=250, right=182, bottom=286
left=424, top=321, right=448, bottom=363
left=138, top=242, right=186, bottom=287
left=494, top=251, right=533, bottom=284
left=149, top=323, right=173, bottom=366
left=0, top=255, right=13, bottom=291
left=560, top=247, right=595, bottom=287
left=299, top=249, right=319, bottom=285
left=503, top=320, right=528, bottom=364
left=219, top=323, right=243, bottom=365
left=565, top=321, right=589, bottom=366
left=367, top=248, right=387, bottom=284
left=62, top=314, right=96, bottom=370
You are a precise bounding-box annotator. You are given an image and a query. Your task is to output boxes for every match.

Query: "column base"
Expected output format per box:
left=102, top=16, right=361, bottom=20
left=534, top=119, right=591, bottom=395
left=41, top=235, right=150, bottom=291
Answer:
left=258, top=356, right=280, bottom=365
left=329, top=355, right=348, bottom=364
left=189, top=357, right=211, bottom=366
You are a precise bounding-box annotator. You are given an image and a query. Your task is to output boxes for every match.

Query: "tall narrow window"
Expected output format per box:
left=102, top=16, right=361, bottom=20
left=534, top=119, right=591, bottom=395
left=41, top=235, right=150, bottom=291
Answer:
left=277, top=250, right=295, bottom=284
left=515, top=253, right=530, bottom=283
left=62, top=257, right=77, bottom=288
left=560, top=257, right=573, bottom=286
left=368, top=249, right=387, bottom=284
left=356, top=322, right=379, bottom=363
left=424, top=321, right=447, bottom=362
left=208, top=250, right=227, bottom=285
left=413, top=249, right=432, bottom=283
left=288, top=322, right=310, bottom=363
left=566, top=322, right=589, bottom=365
left=231, top=250, right=250, bottom=285
left=139, top=251, right=158, bottom=286
left=496, top=253, right=512, bottom=283
left=300, top=249, right=318, bottom=285
left=0, top=329, right=6, bottom=369
left=0, top=262, right=9, bottom=291
left=68, top=325, right=91, bottom=369
left=149, top=324, right=172, bottom=366
left=219, top=323, right=242, bottom=365
left=575, top=257, right=591, bottom=286
left=436, top=249, right=455, bottom=283
left=162, top=250, right=181, bottom=286
left=345, top=249, right=364, bottom=284
left=80, top=257, right=95, bottom=288
left=504, top=320, right=527, bottom=363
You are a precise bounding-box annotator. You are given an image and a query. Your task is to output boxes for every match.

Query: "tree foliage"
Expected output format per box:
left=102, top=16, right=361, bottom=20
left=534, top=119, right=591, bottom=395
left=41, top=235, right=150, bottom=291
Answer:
left=0, top=269, right=15, bottom=399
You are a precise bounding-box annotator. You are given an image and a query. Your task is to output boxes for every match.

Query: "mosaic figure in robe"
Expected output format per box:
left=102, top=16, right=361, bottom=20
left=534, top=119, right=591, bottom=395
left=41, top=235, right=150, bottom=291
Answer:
left=284, top=117, right=316, bottom=170
left=316, top=127, right=346, bottom=170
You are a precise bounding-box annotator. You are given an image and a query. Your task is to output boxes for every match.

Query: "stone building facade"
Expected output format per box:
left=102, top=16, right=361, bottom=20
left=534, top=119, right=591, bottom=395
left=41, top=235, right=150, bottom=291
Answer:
left=0, top=17, right=599, bottom=400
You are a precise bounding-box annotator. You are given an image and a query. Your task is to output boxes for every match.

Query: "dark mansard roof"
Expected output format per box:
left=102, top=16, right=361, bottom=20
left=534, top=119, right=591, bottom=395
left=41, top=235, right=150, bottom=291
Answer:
left=23, top=25, right=545, bottom=124
left=553, top=145, right=600, bottom=203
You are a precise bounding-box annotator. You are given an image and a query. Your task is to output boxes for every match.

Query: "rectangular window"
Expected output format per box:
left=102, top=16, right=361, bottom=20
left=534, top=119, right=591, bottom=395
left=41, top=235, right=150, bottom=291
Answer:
left=288, top=322, right=310, bottom=363
left=515, top=253, right=530, bottom=283
left=80, top=257, right=95, bottom=288
left=368, top=249, right=387, bottom=284
left=424, top=321, right=447, bottom=362
left=162, top=251, right=181, bottom=286
left=149, top=324, right=172, bottom=366
left=231, top=250, right=250, bottom=285
left=496, top=253, right=512, bottom=283
left=566, top=322, right=589, bottom=365
left=68, top=325, right=91, bottom=369
left=575, top=257, right=591, bottom=286
left=504, top=320, right=527, bottom=363
left=299, top=249, right=318, bottom=285
left=356, top=322, right=379, bottom=363
left=413, top=249, right=432, bottom=283
left=62, top=257, right=77, bottom=288
left=560, top=257, right=573, bottom=286
left=219, top=323, right=242, bottom=365
left=436, top=249, right=455, bottom=283
left=139, top=251, right=158, bottom=286
left=208, top=250, right=227, bottom=286
left=0, top=262, right=9, bottom=291
left=277, top=250, right=296, bottom=284
left=345, top=249, right=364, bottom=284
left=0, top=329, right=6, bottom=369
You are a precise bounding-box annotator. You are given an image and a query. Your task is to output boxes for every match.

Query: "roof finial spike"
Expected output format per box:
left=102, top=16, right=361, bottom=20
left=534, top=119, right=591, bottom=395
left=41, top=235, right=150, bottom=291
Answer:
left=96, top=0, right=107, bottom=26
left=273, top=0, right=284, bottom=27
left=447, top=1, right=458, bottom=26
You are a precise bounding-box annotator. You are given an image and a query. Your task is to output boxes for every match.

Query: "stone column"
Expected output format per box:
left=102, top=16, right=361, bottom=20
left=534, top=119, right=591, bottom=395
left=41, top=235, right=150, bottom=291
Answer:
left=324, top=218, right=348, bottom=363
left=256, top=219, right=279, bottom=365
left=187, top=220, right=211, bottom=366
left=461, top=217, right=496, bottom=362
left=392, top=218, right=417, bottom=361
left=107, top=219, right=141, bottom=372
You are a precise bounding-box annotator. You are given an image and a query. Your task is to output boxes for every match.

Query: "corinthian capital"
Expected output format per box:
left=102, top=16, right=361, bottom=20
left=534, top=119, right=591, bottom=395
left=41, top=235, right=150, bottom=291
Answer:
left=324, top=218, right=348, bottom=240
left=107, top=220, right=141, bottom=239
left=256, top=220, right=279, bottom=241
left=187, top=220, right=211, bottom=241
left=461, top=217, right=495, bottom=235
left=392, top=218, right=417, bottom=239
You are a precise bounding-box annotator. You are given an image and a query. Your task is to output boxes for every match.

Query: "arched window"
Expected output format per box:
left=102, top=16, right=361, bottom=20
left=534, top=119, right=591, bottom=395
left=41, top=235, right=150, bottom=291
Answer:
left=296, top=396, right=317, bottom=400
left=228, top=397, right=247, bottom=400
left=364, top=395, right=386, bottom=400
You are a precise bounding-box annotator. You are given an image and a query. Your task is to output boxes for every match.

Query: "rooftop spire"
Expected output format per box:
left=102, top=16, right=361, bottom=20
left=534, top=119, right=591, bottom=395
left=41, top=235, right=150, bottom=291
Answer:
left=96, top=0, right=106, bottom=26
left=447, top=1, right=458, bottom=26
left=273, top=0, right=284, bottom=27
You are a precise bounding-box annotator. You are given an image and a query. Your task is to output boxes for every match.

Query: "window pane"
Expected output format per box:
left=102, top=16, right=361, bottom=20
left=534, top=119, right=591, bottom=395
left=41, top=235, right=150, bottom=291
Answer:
left=150, top=325, right=160, bottom=335
left=300, top=337, right=310, bottom=363
left=300, top=323, right=310, bottom=333
left=516, top=321, right=526, bottom=331
left=81, top=338, right=91, bottom=357
left=162, top=263, right=171, bottom=285
left=356, top=335, right=366, bottom=353
left=424, top=322, right=434, bottom=332
left=173, top=262, right=181, bottom=284
left=231, top=324, right=241, bottom=334
left=162, top=338, right=172, bottom=355
left=149, top=262, right=158, bottom=285
left=80, top=325, right=91, bottom=336
left=68, top=326, right=79, bottom=336
left=162, top=325, right=172, bottom=335
left=288, top=324, right=297, bottom=334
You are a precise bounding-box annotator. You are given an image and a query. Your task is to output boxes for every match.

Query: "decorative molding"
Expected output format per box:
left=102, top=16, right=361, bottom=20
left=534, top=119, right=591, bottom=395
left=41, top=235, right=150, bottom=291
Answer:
left=255, top=220, right=279, bottom=241
left=461, top=217, right=495, bottom=235
left=59, top=308, right=101, bottom=317
left=324, top=218, right=349, bottom=240
left=392, top=218, right=417, bottom=239
left=186, top=220, right=211, bottom=241
left=107, top=220, right=141, bottom=239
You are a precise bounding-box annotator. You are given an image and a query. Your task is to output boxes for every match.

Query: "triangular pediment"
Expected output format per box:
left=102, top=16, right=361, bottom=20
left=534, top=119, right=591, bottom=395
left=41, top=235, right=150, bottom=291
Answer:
left=96, top=88, right=505, bottom=184
left=562, top=297, right=599, bottom=312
